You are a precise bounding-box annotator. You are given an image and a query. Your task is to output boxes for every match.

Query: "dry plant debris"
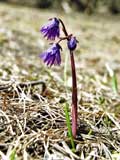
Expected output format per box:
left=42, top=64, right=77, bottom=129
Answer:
left=0, top=3, right=120, bottom=160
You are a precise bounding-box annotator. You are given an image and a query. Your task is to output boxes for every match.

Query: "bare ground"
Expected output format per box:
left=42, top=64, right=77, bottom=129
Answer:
left=0, top=3, right=120, bottom=160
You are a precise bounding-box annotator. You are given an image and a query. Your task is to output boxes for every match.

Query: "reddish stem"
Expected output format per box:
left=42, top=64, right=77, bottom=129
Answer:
left=59, top=18, right=68, bottom=37
left=70, top=51, right=78, bottom=138
left=59, top=18, right=78, bottom=138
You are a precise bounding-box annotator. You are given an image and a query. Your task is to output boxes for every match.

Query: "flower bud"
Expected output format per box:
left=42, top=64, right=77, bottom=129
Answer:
left=67, top=36, right=77, bottom=51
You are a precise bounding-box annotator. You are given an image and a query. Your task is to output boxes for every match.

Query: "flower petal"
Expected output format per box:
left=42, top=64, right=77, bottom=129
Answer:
left=39, top=43, right=61, bottom=67
left=40, top=18, right=60, bottom=40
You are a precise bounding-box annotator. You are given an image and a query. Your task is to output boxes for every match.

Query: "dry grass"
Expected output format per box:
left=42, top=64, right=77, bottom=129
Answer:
left=0, top=3, right=120, bottom=160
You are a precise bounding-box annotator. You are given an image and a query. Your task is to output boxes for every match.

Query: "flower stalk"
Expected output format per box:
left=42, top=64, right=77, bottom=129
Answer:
left=59, top=19, right=78, bottom=138
left=70, top=50, right=78, bottom=138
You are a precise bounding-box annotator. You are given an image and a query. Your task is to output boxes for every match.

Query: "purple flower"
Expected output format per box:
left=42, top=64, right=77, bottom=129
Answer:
left=67, top=36, right=77, bottom=51
left=40, top=43, right=62, bottom=66
left=40, top=18, right=60, bottom=40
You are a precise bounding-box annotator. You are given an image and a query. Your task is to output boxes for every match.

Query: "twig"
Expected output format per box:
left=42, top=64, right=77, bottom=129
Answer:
left=0, top=109, right=15, bottom=135
left=0, top=80, right=46, bottom=93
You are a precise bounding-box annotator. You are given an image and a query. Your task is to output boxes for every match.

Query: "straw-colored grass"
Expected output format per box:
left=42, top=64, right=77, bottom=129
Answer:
left=0, top=3, right=120, bottom=160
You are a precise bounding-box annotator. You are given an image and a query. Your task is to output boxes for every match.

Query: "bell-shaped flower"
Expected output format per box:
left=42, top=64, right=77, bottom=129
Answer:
left=40, top=18, right=60, bottom=40
left=40, top=43, right=62, bottom=66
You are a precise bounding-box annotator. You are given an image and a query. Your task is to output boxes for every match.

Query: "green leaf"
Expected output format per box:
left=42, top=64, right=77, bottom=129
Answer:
left=111, top=73, right=118, bottom=94
left=64, top=103, right=75, bottom=152
left=9, top=149, right=16, bottom=160
left=64, top=52, right=69, bottom=87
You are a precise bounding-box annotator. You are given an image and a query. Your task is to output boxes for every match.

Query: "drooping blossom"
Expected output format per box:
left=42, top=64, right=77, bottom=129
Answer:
left=40, top=18, right=60, bottom=40
left=67, top=36, right=77, bottom=51
left=40, top=43, right=62, bottom=66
